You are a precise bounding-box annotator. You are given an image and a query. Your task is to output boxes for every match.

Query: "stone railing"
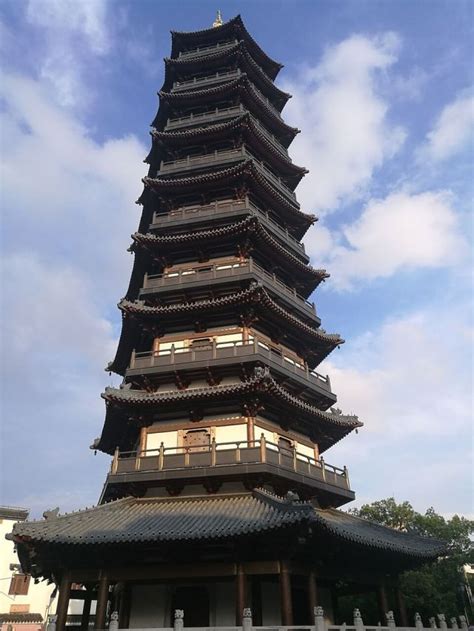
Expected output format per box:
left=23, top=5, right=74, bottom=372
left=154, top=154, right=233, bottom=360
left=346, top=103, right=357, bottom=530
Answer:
left=110, top=437, right=350, bottom=492
left=142, top=259, right=315, bottom=315
left=83, top=607, right=470, bottom=631
left=172, top=69, right=242, bottom=92
left=178, top=39, right=239, bottom=60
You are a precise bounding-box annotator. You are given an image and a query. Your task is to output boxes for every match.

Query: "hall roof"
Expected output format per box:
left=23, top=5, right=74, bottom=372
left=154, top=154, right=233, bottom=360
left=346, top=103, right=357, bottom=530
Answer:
left=10, top=489, right=445, bottom=560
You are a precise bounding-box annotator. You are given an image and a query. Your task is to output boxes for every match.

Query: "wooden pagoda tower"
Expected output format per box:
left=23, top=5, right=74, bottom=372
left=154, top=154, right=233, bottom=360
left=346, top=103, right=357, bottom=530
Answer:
left=10, top=13, right=445, bottom=628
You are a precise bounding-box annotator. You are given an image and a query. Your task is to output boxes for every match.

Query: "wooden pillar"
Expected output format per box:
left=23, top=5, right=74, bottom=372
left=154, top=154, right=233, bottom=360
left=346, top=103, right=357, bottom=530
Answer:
left=377, top=584, right=389, bottom=621
left=80, top=590, right=92, bottom=631
left=95, top=575, right=110, bottom=630
left=118, top=584, right=131, bottom=629
left=56, top=574, right=71, bottom=631
left=236, top=564, right=247, bottom=625
left=251, top=576, right=262, bottom=626
left=308, top=571, right=318, bottom=617
left=247, top=416, right=255, bottom=444
left=279, top=561, right=293, bottom=625
left=395, top=585, right=408, bottom=626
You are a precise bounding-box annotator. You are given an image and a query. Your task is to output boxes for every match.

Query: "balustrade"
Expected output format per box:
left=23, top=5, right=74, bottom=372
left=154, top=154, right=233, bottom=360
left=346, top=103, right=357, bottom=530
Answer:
left=151, top=197, right=304, bottom=253
left=172, top=69, right=241, bottom=92
left=110, top=437, right=349, bottom=491
left=129, top=336, right=331, bottom=392
left=159, top=147, right=296, bottom=202
left=178, top=39, right=238, bottom=60
left=142, top=259, right=315, bottom=314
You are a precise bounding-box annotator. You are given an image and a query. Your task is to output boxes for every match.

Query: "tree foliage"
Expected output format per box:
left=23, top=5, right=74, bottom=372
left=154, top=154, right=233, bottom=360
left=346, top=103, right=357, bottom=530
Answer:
left=338, top=498, right=473, bottom=621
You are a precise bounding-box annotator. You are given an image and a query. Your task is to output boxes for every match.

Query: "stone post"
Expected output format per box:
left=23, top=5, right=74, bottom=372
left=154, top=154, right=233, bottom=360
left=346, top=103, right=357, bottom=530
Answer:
left=415, top=613, right=424, bottom=631
left=429, top=617, right=437, bottom=629
left=109, top=612, right=119, bottom=631
left=450, top=619, right=459, bottom=630
left=174, top=610, right=184, bottom=631
left=459, top=616, right=468, bottom=631
left=386, top=611, right=396, bottom=629
left=242, top=608, right=252, bottom=631
left=314, top=606, right=326, bottom=631
left=47, top=615, right=57, bottom=631
left=438, top=615, right=448, bottom=631
left=354, top=609, right=364, bottom=631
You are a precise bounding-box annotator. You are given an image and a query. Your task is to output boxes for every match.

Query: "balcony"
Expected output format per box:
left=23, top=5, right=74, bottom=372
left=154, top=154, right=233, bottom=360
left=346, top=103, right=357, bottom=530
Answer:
left=128, top=337, right=333, bottom=398
left=109, top=437, right=351, bottom=498
left=164, top=105, right=289, bottom=158
left=178, top=39, right=239, bottom=60
left=172, top=69, right=242, bottom=92
left=150, top=197, right=305, bottom=256
left=141, top=259, right=316, bottom=319
left=158, top=147, right=297, bottom=203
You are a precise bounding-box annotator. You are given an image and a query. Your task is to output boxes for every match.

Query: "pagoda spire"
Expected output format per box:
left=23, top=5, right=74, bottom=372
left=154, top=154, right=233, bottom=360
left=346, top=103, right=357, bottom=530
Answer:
left=212, top=9, right=223, bottom=28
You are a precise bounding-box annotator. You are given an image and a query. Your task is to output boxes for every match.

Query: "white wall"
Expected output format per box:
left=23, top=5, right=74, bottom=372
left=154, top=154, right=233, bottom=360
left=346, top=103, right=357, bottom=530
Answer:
left=129, top=585, right=168, bottom=628
left=214, top=424, right=247, bottom=447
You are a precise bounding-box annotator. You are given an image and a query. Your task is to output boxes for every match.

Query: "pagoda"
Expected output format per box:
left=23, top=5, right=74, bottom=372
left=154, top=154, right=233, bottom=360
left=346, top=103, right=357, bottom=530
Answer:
left=10, top=13, right=445, bottom=628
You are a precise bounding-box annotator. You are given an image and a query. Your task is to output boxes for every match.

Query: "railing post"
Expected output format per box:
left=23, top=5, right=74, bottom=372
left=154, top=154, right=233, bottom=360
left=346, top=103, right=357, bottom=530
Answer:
left=108, top=612, right=119, bottom=631
left=293, top=445, right=297, bottom=471
left=450, top=618, right=459, bottom=629
left=260, top=434, right=266, bottom=463
left=47, top=615, right=57, bottom=631
left=439, top=615, right=448, bottom=631
left=415, top=613, right=424, bottom=631
left=130, top=349, right=136, bottom=369
left=170, top=345, right=175, bottom=363
left=343, top=466, right=350, bottom=489
left=459, top=616, right=468, bottom=631
left=174, top=610, right=184, bottom=631
left=386, top=611, right=396, bottom=629
left=429, top=617, right=437, bottom=628
left=320, top=456, right=326, bottom=482
left=143, top=272, right=148, bottom=289
left=236, top=442, right=241, bottom=463
left=354, top=608, right=365, bottom=631
left=211, top=437, right=217, bottom=466
left=242, top=608, right=252, bottom=631
left=314, top=606, right=326, bottom=631
left=135, top=452, right=141, bottom=471
left=111, top=447, right=119, bottom=474
left=184, top=448, right=190, bottom=467
left=158, top=442, right=164, bottom=470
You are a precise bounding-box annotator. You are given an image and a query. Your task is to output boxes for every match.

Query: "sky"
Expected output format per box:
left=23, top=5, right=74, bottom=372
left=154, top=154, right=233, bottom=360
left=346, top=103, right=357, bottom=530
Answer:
left=0, top=0, right=472, bottom=519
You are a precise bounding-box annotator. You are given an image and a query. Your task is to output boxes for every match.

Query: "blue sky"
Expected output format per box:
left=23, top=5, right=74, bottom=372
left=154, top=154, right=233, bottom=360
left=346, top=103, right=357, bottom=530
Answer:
left=0, top=0, right=472, bottom=518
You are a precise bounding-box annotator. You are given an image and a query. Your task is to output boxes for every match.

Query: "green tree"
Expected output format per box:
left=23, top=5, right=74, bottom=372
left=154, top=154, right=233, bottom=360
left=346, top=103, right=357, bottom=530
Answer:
left=340, top=498, right=473, bottom=620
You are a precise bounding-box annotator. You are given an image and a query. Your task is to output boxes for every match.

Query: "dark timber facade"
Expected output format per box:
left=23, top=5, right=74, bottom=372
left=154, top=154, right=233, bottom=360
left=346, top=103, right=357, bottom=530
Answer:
left=10, top=14, right=445, bottom=628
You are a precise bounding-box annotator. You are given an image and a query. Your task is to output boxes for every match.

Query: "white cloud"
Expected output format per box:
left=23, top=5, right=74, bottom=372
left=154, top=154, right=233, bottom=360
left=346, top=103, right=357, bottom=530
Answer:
left=0, top=72, right=146, bottom=296
left=306, top=190, right=467, bottom=289
left=0, top=73, right=146, bottom=511
left=420, top=90, right=474, bottom=162
left=25, top=0, right=110, bottom=108
left=323, top=307, right=473, bottom=512
left=282, top=33, right=406, bottom=214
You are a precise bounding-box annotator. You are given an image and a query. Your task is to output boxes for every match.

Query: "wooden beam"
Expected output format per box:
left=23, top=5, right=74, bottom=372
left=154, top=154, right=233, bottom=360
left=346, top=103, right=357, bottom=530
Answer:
left=279, top=561, right=293, bottom=625
left=95, top=575, right=110, bottom=630
left=56, top=575, right=71, bottom=631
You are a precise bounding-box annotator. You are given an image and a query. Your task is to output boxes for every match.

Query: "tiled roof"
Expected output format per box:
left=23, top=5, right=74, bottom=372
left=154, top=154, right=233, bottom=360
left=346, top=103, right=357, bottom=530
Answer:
left=0, top=613, right=43, bottom=624
left=10, top=490, right=445, bottom=559
left=163, top=41, right=290, bottom=108
left=102, top=370, right=360, bottom=430
left=156, top=75, right=298, bottom=140
left=150, top=114, right=307, bottom=178
left=118, top=284, right=343, bottom=351
left=133, top=215, right=320, bottom=279
left=170, top=15, right=283, bottom=79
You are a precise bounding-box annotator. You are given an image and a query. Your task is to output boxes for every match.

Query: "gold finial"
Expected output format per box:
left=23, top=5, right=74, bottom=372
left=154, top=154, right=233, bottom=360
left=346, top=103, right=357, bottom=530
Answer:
left=212, top=10, right=223, bottom=28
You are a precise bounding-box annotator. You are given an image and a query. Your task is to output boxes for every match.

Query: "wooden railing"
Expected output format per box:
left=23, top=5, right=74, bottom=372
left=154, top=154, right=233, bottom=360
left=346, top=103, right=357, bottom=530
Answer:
left=110, top=438, right=349, bottom=491
left=178, top=39, right=239, bottom=60
left=129, top=337, right=331, bottom=392
left=151, top=197, right=304, bottom=253
left=164, top=106, right=289, bottom=157
left=142, top=259, right=315, bottom=315
left=172, top=69, right=242, bottom=92
left=159, top=147, right=296, bottom=201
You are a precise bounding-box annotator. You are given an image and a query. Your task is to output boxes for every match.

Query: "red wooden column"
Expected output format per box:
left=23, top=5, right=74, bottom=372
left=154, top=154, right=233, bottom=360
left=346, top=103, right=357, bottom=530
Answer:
left=56, top=574, right=72, bottom=631
left=396, top=585, right=408, bottom=626
left=235, top=564, right=247, bottom=624
left=377, top=584, right=389, bottom=621
left=308, top=571, right=319, bottom=617
left=279, top=561, right=293, bottom=625
left=95, top=574, right=110, bottom=630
